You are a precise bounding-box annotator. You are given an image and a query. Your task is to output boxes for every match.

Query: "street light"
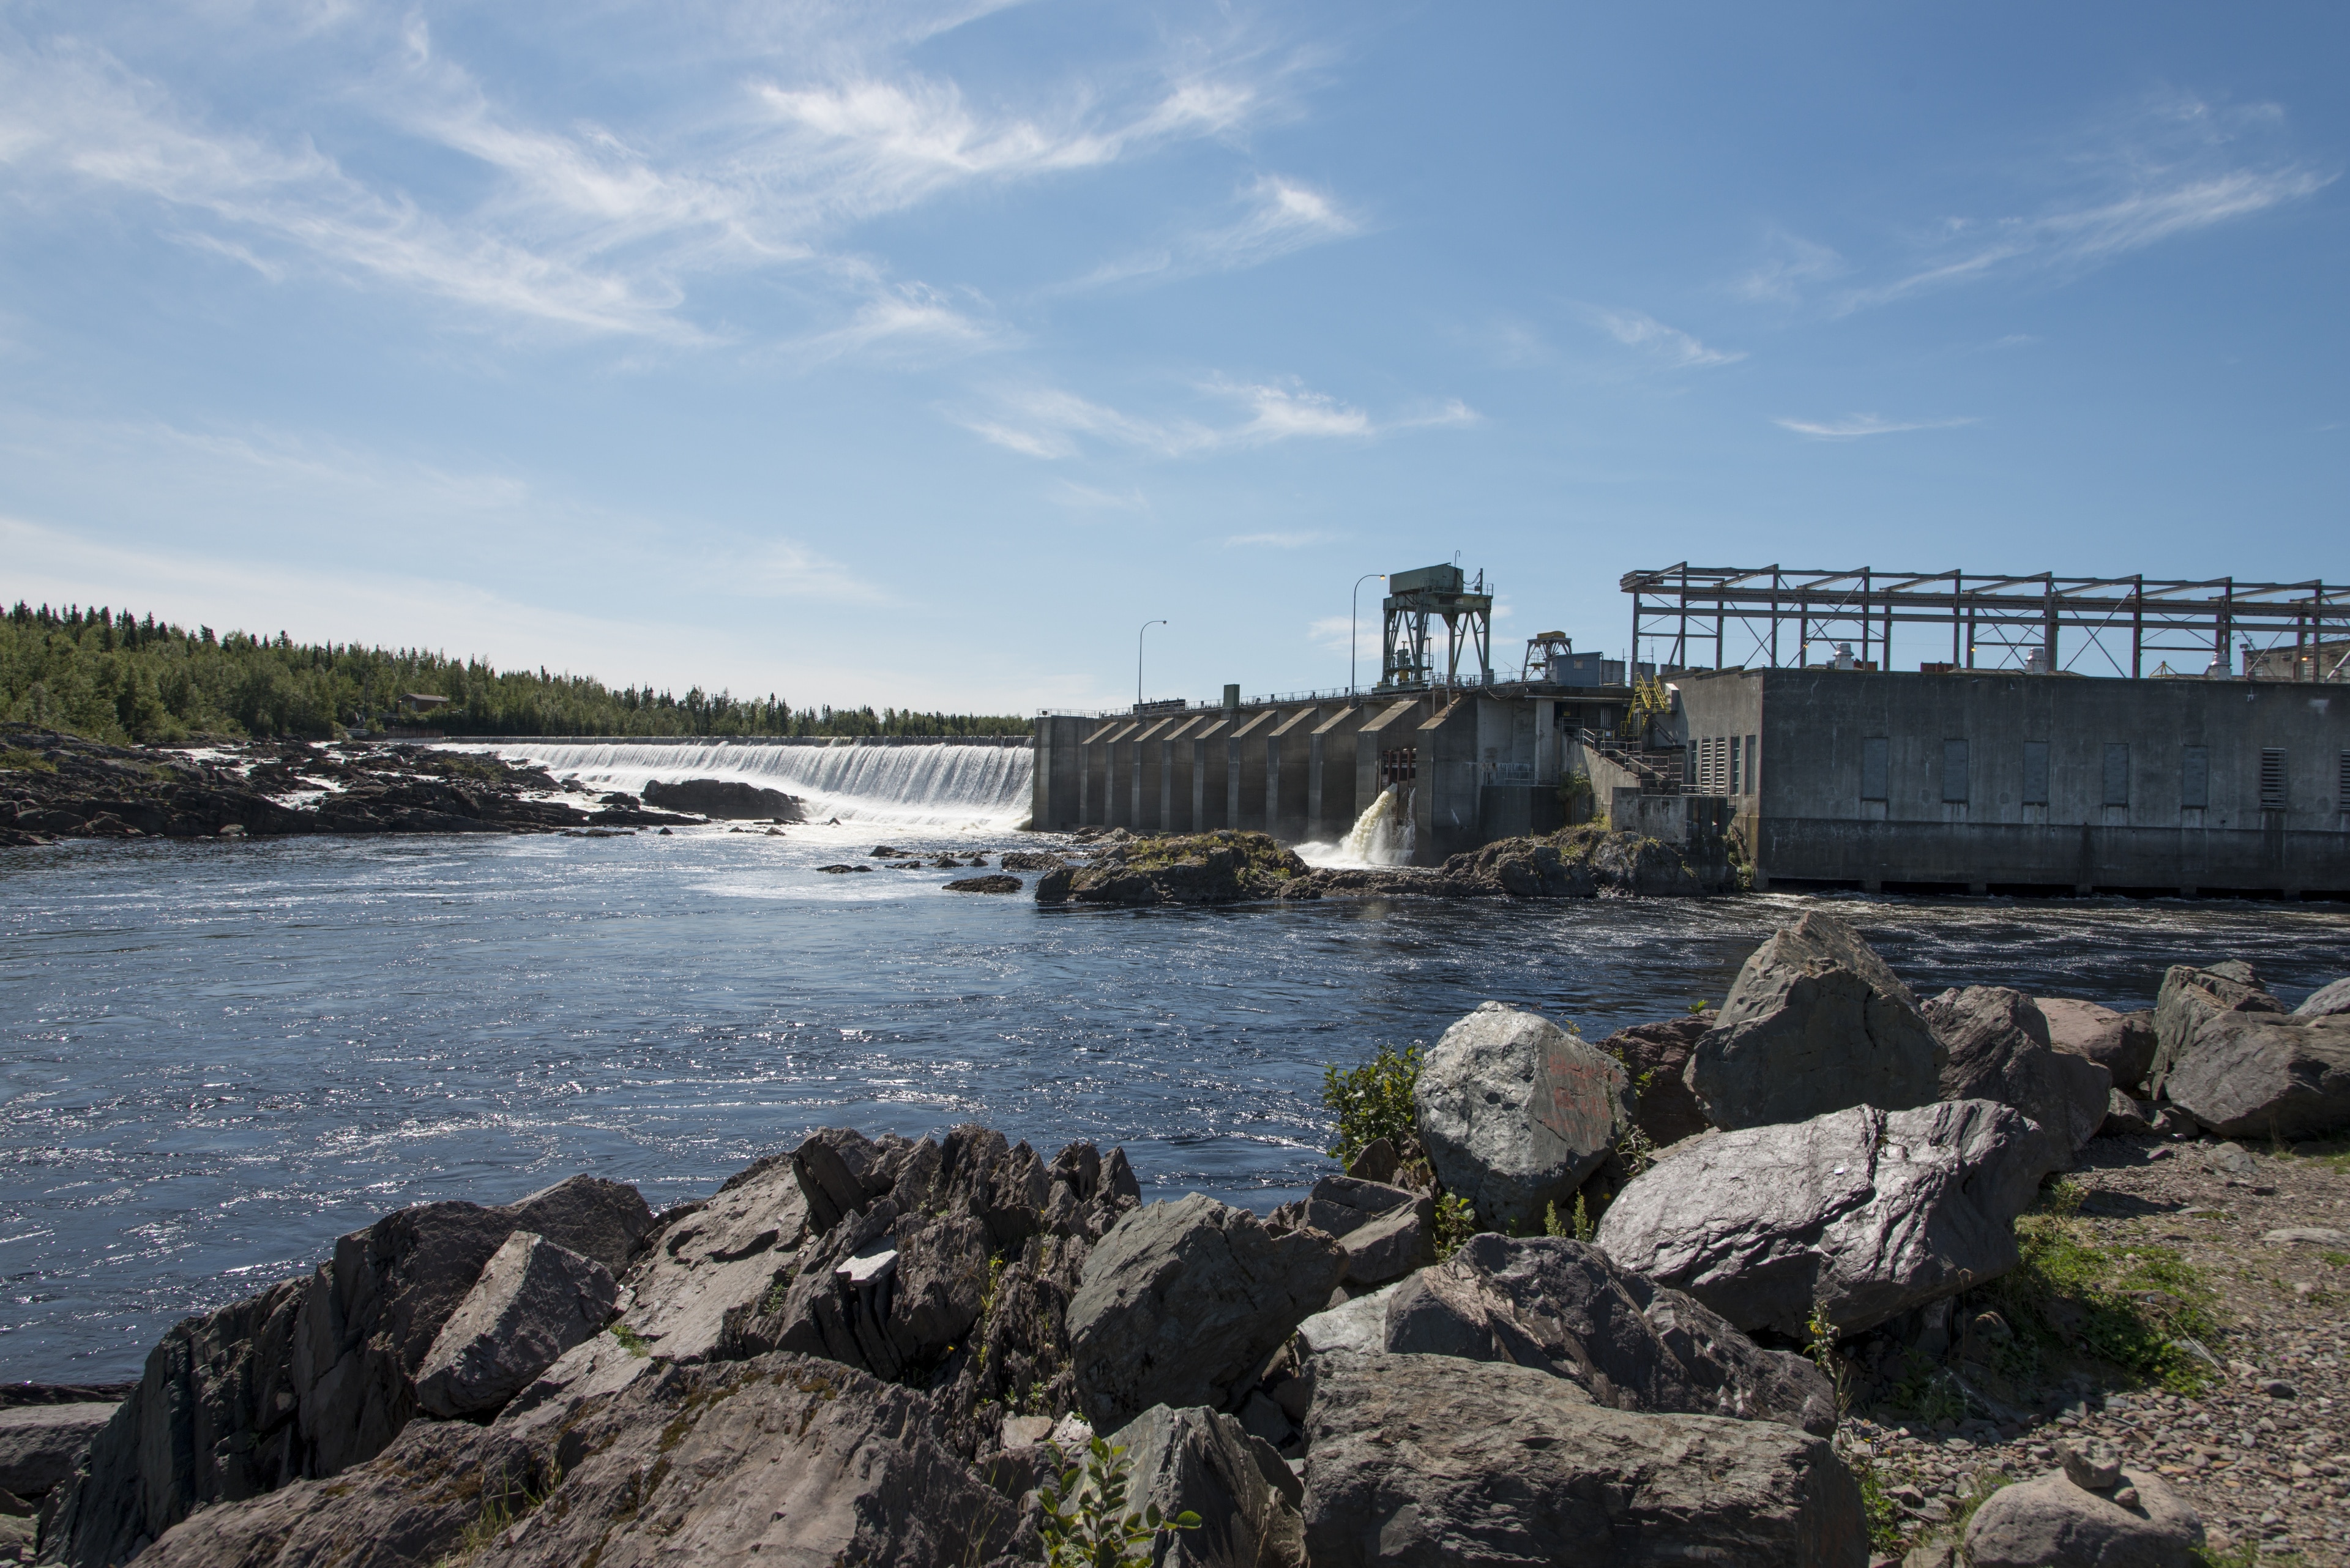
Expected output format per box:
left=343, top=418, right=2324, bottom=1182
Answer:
left=1138, top=619, right=1166, bottom=709
left=1351, top=573, right=1386, bottom=696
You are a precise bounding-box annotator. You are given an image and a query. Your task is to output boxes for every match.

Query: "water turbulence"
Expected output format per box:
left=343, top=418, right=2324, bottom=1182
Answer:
left=1338, top=784, right=1414, bottom=866
left=471, top=739, right=1033, bottom=832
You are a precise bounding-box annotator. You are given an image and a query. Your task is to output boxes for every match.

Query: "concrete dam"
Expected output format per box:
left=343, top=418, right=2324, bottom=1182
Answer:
left=1032, top=561, right=2350, bottom=898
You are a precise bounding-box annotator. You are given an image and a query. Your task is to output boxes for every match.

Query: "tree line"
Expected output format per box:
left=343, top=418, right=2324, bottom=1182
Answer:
left=1, top=602, right=1032, bottom=744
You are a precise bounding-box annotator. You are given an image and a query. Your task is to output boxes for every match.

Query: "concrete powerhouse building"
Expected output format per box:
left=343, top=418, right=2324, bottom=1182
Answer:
left=1031, top=562, right=2350, bottom=897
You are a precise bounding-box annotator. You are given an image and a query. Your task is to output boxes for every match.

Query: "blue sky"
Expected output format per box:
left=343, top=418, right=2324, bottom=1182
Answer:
left=1, top=2, right=2341, bottom=712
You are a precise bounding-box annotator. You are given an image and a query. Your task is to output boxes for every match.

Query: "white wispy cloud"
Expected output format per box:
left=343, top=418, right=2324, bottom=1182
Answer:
left=1773, top=413, right=1979, bottom=439
left=1732, top=232, right=1846, bottom=304
left=1061, top=173, right=1360, bottom=292
left=1049, top=480, right=1151, bottom=512
left=0, top=13, right=1300, bottom=346
left=956, top=378, right=1475, bottom=460
left=1593, top=308, right=1744, bottom=368
left=1225, top=531, right=1335, bottom=548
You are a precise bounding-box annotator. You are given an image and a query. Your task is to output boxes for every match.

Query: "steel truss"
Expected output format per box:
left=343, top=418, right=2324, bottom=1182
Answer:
left=1622, top=565, right=2350, bottom=680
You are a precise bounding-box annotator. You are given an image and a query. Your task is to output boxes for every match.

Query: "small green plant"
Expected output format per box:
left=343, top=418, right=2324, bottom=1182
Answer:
left=1321, top=1043, right=1424, bottom=1166
left=1847, top=1453, right=1903, bottom=1556
left=759, top=1272, right=791, bottom=1316
left=610, top=1322, right=651, bottom=1357
left=2040, top=1177, right=2086, bottom=1217
left=1685, top=998, right=1712, bottom=1015
left=2321, top=1252, right=2349, bottom=1269
left=1543, top=1200, right=1565, bottom=1238
left=1571, top=1192, right=1595, bottom=1243
left=1613, top=1116, right=1658, bottom=1182
left=1890, top=1348, right=1968, bottom=1422
left=0, top=747, right=56, bottom=772
left=435, top=1458, right=562, bottom=1566
left=1038, top=1435, right=1200, bottom=1568
left=1805, top=1303, right=1855, bottom=1415
left=1433, top=1192, right=1478, bottom=1256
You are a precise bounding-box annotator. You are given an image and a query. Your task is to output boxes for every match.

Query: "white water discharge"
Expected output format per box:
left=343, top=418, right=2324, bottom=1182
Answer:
left=460, top=740, right=1034, bottom=833
left=1300, top=785, right=1414, bottom=867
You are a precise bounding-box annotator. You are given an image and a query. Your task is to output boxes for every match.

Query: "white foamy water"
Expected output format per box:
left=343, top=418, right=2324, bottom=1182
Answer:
left=1297, top=785, right=1414, bottom=867
left=452, top=739, right=1034, bottom=833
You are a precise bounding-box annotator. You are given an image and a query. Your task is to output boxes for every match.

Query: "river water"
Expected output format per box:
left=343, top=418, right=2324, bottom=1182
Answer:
left=5, top=819, right=2348, bottom=1382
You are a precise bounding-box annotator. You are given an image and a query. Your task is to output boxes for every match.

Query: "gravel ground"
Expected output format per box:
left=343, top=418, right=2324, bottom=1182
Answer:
left=1840, top=1133, right=2350, bottom=1566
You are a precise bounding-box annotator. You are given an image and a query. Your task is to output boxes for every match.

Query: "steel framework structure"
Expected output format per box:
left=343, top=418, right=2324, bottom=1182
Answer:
left=1623, top=565, right=2350, bottom=681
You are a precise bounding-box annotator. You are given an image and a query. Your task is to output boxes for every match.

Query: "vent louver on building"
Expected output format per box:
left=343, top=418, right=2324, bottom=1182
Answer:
left=2260, top=748, right=2288, bottom=812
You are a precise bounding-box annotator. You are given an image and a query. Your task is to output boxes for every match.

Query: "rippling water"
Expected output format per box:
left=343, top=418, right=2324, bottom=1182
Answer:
left=5, top=823, right=2346, bottom=1380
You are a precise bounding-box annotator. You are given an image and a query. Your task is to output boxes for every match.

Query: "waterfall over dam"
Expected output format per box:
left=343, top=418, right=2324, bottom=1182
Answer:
left=448, top=736, right=1034, bottom=832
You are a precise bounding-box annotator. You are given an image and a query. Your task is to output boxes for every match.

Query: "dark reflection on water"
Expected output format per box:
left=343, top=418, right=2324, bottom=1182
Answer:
left=4, top=829, right=2346, bottom=1379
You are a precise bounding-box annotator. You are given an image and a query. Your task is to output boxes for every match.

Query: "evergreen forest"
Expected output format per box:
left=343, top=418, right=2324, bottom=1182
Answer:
left=1, top=602, right=1032, bottom=744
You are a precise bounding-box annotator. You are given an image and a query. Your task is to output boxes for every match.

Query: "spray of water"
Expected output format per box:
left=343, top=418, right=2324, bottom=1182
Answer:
left=1336, top=785, right=1413, bottom=866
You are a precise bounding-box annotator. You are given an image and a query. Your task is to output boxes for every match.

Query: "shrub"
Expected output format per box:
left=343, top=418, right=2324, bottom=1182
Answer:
left=1321, top=1043, right=1423, bottom=1166
left=1039, top=1435, right=1199, bottom=1568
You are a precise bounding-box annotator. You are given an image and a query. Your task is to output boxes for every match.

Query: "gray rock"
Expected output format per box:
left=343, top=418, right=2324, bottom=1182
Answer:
left=639, top=776, right=804, bottom=820
left=615, top=1151, right=810, bottom=1362
left=2163, top=1013, right=2350, bottom=1140
left=1381, top=1234, right=1835, bottom=1433
left=2039, top=998, right=2158, bottom=1094
left=1594, top=1099, right=2052, bottom=1337
left=1963, top=1467, right=2204, bottom=1568
left=2299, top=977, right=2350, bottom=1018
left=1111, top=1403, right=1307, bottom=1568
left=40, top=1175, right=654, bottom=1568
left=1294, top=1282, right=1404, bottom=1358
left=2263, top=1226, right=2350, bottom=1246
left=0, top=1402, right=118, bottom=1499
left=132, top=1353, right=1022, bottom=1568
left=1686, top=911, right=1945, bottom=1131
left=1343, top=1138, right=1403, bottom=1185
left=2149, top=961, right=2286, bottom=1099
left=1300, top=1353, right=1867, bottom=1568
left=1925, top=986, right=2112, bottom=1164
left=2202, top=1141, right=2258, bottom=1178
left=2101, top=1089, right=2156, bottom=1138
left=2056, top=1439, right=2122, bottom=1491
left=1412, top=1002, right=1630, bottom=1231
left=1596, top=1015, right=1715, bottom=1148
left=1299, top=1176, right=1432, bottom=1286
left=1068, top=1193, right=1346, bottom=1431
left=414, top=1232, right=618, bottom=1417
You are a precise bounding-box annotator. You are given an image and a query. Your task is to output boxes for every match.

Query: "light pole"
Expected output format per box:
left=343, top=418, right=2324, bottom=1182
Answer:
left=1351, top=573, right=1386, bottom=696
left=1137, top=619, right=1166, bottom=709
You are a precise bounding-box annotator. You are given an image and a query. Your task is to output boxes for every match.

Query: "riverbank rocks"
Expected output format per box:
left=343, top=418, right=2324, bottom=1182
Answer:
left=1380, top=1234, right=1836, bottom=1433
left=999, top=849, right=1067, bottom=872
left=1686, top=911, right=1945, bottom=1130
left=1034, top=831, right=1306, bottom=906
left=1596, top=1015, right=1714, bottom=1147
left=1268, top=1176, right=1432, bottom=1286
left=2039, top=996, right=2159, bottom=1095
left=1925, top=986, right=2111, bottom=1166
left=2149, top=960, right=2287, bottom=1098
left=0, top=1399, right=119, bottom=1500
left=638, top=776, right=803, bottom=820
left=1413, top=1002, right=1631, bottom=1231
left=614, top=1152, right=810, bottom=1362
left=2298, top=976, right=2350, bottom=1018
left=132, top=1353, right=1023, bottom=1568
left=944, top=873, right=1022, bottom=892
left=42, top=1173, right=654, bottom=1568
left=1962, top=1465, right=2204, bottom=1568
left=1067, top=1194, right=1345, bottom=1430
left=1594, top=1098, right=2053, bottom=1337
left=413, top=1232, right=617, bottom=1417
left=1110, top=1403, right=1307, bottom=1568
left=2160, top=1012, right=2350, bottom=1140
left=1299, top=1353, right=1867, bottom=1567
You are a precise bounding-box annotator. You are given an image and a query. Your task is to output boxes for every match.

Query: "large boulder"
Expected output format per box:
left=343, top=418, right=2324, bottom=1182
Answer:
left=1593, top=1099, right=2053, bottom=1337
left=1685, top=911, right=1944, bottom=1130
left=1109, top=1403, right=1307, bottom=1568
left=1270, top=1176, right=1431, bottom=1287
left=613, top=1152, right=811, bottom=1362
left=2149, top=961, right=2286, bottom=1098
left=1380, top=1234, right=1835, bottom=1433
left=132, top=1353, right=1021, bottom=1568
left=2298, top=977, right=2350, bottom=1018
left=1595, top=1015, right=1714, bottom=1148
left=2161, top=1012, right=2350, bottom=1140
left=41, top=1176, right=654, bottom=1568
left=1412, top=1002, right=1631, bottom=1230
left=413, top=1232, right=618, bottom=1417
left=1067, top=1194, right=1345, bottom=1431
left=1035, top=832, right=1307, bottom=906
left=1299, top=1353, right=1867, bottom=1568
left=1963, top=1466, right=2204, bottom=1568
left=0, top=1400, right=119, bottom=1499
left=1925, top=987, right=2111, bottom=1166
left=638, top=776, right=804, bottom=820
left=2037, top=998, right=2158, bottom=1095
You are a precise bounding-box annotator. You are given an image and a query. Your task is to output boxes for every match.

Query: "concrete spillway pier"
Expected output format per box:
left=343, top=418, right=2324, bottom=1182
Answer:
left=1031, top=685, right=1633, bottom=865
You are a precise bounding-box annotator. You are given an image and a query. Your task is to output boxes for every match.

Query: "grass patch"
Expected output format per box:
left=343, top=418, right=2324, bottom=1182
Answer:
left=610, top=1322, right=651, bottom=1357
left=0, top=747, right=56, bottom=772
left=1982, top=1209, right=2225, bottom=1394
left=1848, top=1454, right=1904, bottom=1556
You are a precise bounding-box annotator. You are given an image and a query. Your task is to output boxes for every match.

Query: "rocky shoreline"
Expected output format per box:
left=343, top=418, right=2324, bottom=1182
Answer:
left=4, top=917, right=2348, bottom=1566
